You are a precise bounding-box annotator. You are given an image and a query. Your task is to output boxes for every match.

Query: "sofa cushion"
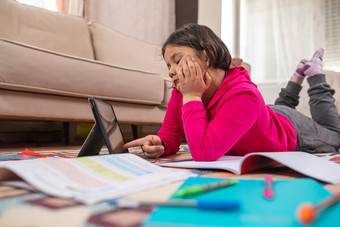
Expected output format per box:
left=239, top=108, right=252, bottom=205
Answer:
left=88, top=23, right=168, bottom=76
left=0, top=89, right=166, bottom=124
left=0, top=40, right=165, bottom=105
left=0, top=0, right=94, bottom=59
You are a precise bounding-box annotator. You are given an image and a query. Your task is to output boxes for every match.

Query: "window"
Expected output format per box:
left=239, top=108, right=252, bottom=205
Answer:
left=222, top=0, right=340, bottom=84
left=324, top=0, right=340, bottom=72
left=16, top=1, right=86, bottom=18
left=17, top=0, right=57, bottom=12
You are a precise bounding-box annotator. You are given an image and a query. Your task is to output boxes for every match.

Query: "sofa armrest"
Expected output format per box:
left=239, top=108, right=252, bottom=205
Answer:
left=161, top=77, right=173, bottom=106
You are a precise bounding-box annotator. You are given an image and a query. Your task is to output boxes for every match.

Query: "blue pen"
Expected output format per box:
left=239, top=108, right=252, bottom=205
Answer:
left=109, top=198, right=241, bottom=211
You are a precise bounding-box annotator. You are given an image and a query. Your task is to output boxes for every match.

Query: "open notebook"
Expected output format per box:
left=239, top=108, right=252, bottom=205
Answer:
left=158, top=151, right=340, bottom=184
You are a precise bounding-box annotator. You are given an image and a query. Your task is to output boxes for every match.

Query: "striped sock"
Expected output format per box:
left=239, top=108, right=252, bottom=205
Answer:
left=291, top=59, right=308, bottom=84
left=304, top=48, right=324, bottom=77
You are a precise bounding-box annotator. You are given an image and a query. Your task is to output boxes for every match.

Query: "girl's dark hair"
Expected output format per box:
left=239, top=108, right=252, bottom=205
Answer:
left=162, top=23, right=232, bottom=71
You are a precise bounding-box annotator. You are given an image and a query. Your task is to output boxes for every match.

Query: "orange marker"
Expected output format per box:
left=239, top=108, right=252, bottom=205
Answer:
left=296, top=191, right=340, bottom=225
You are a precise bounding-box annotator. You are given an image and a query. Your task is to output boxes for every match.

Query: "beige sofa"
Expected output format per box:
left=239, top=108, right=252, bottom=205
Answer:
left=0, top=0, right=174, bottom=142
left=3, top=0, right=338, bottom=145
left=0, top=0, right=253, bottom=144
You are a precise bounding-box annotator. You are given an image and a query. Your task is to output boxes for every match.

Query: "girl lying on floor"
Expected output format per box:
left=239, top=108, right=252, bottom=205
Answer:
left=123, top=23, right=340, bottom=161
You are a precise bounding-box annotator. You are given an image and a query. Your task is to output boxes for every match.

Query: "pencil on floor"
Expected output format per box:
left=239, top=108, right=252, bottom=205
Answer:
left=173, top=179, right=238, bottom=197
left=108, top=198, right=241, bottom=211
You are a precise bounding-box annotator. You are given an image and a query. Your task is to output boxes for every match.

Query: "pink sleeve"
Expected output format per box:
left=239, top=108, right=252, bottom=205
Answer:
left=157, top=89, right=184, bottom=156
left=182, top=92, right=259, bottom=161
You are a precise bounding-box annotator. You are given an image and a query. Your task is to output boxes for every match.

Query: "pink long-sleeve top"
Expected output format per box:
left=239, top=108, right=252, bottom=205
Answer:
left=157, top=67, right=297, bottom=161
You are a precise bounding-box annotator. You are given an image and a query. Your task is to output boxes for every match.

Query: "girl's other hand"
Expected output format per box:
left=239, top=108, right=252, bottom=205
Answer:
left=122, top=135, right=165, bottom=158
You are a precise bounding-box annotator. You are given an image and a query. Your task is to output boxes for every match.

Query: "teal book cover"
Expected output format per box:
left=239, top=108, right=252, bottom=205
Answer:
left=143, top=177, right=340, bottom=227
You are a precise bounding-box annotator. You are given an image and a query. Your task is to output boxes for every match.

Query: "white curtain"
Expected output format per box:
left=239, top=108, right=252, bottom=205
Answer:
left=271, top=0, right=324, bottom=82
left=323, top=0, right=340, bottom=72
left=68, top=0, right=83, bottom=16
left=240, top=0, right=324, bottom=83
left=84, top=0, right=175, bottom=45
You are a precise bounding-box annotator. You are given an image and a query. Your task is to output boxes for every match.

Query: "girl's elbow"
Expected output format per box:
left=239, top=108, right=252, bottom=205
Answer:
left=189, top=143, right=222, bottom=161
left=191, top=152, right=219, bottom=161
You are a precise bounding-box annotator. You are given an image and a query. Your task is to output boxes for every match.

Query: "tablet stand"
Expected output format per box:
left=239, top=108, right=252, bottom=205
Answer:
left=77, top=122, right=105, bottom=157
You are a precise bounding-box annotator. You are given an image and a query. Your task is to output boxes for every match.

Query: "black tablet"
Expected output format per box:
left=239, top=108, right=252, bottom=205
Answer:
left=77, top=97, right=128, bottom=157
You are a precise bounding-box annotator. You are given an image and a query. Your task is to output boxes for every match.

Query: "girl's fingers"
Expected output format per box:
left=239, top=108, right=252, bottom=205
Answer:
left=182, top=58, right=190, bottom=79
left=143, top=144, right=164, bottom=153
left=176, top=63, right=184, bottom=80
left=123, top=135, right=162, bottom=149
left=193, top=58, right=202, bottom=79
left=142, top=144, right=165, bottom=158
left=151, top=136, right=162, bottom=146
left=186, top=56, right=197, bottom=78
left=123, top=137, right=146, bottom=149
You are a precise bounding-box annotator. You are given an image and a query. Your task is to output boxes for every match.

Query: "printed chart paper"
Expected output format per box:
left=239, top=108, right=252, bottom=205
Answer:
left=0, top=153, right=193, bottom=204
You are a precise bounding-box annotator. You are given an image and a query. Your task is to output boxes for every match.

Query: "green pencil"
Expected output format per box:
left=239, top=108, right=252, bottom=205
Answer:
left=173, top=179, right=238, bottom=197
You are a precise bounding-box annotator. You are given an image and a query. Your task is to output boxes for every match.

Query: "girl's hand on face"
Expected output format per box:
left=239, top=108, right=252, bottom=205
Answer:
left=176, top=56, right=212, bottom=103
left=122, top=135, right=165, bottom=158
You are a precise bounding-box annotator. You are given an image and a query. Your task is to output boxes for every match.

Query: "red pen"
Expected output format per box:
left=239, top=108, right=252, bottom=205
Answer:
left=263, top=175, right=274, bottom=199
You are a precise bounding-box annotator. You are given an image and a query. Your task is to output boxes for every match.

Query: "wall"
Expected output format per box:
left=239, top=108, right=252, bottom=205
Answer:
left=197, top=0, right=222, bottom=37
left=84, top=0, right=175, bottom=45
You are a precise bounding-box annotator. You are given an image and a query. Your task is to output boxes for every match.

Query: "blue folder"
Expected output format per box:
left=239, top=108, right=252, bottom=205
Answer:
left=143, top=177, right=340, bottom=227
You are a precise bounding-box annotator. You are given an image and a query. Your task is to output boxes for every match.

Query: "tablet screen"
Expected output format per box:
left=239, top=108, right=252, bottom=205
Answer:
left=93, top=98, right=126, bottom=154
left=77, top=97, right=127, bottom=157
